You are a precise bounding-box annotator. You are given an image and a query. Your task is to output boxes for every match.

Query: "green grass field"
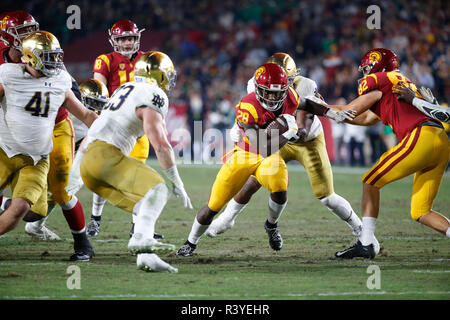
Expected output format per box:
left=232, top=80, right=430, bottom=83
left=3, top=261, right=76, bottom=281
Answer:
left=0, top=162, right=449, bottom=301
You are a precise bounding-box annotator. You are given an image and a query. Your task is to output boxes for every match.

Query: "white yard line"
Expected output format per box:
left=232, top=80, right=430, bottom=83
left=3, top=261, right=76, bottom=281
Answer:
left=2, top=291, right=449, bottom=300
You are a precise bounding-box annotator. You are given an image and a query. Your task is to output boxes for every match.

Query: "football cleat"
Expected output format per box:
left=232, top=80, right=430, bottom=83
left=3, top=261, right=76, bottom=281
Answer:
left=87, top=219, right=100, bottom=237
left=25, top=222, right=61, bottom=241
left=335, top=240, right=376, bottom=259
left=176, top=241, right=197, bottom=257
left=205, top=216, right=235, bottom=238
left=137, top=253, right=178, bottom=273
left=128, top=233, right=175, bottom=255
left=129, top=222, right=164, bottom=240
left=70, top=244, right=95, bottom=261
left=264, top=220, right=283, bottom=251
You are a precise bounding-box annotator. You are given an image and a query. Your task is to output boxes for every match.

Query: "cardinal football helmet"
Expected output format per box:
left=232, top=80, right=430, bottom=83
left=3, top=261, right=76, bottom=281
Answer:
left=21, top=30, right=64, bottom=77
left=254, top=63, right=289, bottom=111
left=0, top=10, right=39, bottom=50
left=134, top=51, right=177, bottom=95
left=108, top=20, right=144, bottom=56
left=79, top=79, right=109, bottom=113
left=266, top=52, right=300, bottom=85
left=359, top=48, right=399, bottom=76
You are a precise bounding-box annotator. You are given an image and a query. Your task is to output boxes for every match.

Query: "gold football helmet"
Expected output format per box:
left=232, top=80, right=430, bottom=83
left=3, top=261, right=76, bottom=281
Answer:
left=266, top=52, right=300, bottom=84
left=134, top=51, right=177, bottom=95
left=21, top=30, right=64, bottom=76
left=79, top=79, right=109, bottom=113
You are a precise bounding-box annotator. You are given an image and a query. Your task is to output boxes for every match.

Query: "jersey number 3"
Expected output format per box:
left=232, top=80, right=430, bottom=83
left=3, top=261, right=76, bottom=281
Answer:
left=24, top=91, right=51, bottom=117
left=104, top=84, right=134, bottom=111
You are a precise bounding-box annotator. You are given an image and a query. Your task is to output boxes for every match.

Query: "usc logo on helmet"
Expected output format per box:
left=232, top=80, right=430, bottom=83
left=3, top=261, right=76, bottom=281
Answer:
left=369, top=51, right=382, bottom=63
left=254, top=66, right=265, bottom=80
left=0, top=16, right=9, bottom=30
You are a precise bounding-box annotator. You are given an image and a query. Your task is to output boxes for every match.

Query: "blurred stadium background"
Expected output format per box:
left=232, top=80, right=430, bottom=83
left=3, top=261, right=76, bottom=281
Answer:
left=2, top=0, right=449, bottom=164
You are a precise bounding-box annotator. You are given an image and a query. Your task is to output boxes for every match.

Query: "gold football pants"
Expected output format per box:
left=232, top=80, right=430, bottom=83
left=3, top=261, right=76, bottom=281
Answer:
left=80, top=140, right=164, bottom=213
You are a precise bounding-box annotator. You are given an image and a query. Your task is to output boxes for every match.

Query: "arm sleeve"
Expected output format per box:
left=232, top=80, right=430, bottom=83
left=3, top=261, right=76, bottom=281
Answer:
left=412, top=97, right=450, bottom=123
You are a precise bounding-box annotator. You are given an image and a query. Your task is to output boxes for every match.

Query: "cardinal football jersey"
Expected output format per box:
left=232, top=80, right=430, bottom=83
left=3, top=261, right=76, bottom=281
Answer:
left=93, top=51, right=145, bottom=95
left=86, top=81, right=168, bottom=156
left=247, top=75, right=322, bottom=142
left=0, top=63, right=72, bottom=163
left=357, top=71, right=439, bottom=141
left=236, top=88, right=300, bottom=153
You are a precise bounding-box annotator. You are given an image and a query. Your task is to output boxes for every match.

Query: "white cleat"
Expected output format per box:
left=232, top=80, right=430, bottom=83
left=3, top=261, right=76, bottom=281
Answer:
left=206, top=217, right=235, bottom=238
left=25, top=222, right=61, bottom=241
left=137, top=253, right=178, bottom=273
left=128, top=233, right=175, bottom=255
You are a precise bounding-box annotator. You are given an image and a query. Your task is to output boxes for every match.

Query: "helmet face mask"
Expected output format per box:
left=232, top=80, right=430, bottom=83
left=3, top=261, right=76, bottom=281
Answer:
left=134, top=51, right=177, bottom=96
left=79, top=79, right=109, bottom=114
left=254, top=63, right=289, bottom=112
left=108, top=20, right=144, bottom=56
left=21, top=31, right=64, bottom=77
left=0, top=11, right=39, bottom=50
left=359, top=48, right=399, bottom=77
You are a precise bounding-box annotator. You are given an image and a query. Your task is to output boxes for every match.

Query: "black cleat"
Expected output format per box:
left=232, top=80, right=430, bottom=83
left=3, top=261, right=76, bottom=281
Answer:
left=129, top=222, right=164, bottom=240
left=264, top=220, right=283, bottom=251
left=176, top=240, right=197, bottom=257
left=70, top=250, right=94, bottom=261
left=129, top=223, right=135, bottom=238
left=87, top=219, right=100, bottom=237
left=153, top=232, right=164, bottom=240
left=335, top=240, right=376, bottom=259
left=72, top=233, right=95, bottom=261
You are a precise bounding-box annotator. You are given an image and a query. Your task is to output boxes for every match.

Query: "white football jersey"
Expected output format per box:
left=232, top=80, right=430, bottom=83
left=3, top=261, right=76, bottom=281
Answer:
left=246, top=75, right=323, bottom=142
left=86, top=81, right=169, bottom=155
left=0, top=63, right=72, bottom=164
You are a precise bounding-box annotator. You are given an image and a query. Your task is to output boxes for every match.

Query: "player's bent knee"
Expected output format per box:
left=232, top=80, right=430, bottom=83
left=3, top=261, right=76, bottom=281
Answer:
left=411, top=209, right=428, bottom=221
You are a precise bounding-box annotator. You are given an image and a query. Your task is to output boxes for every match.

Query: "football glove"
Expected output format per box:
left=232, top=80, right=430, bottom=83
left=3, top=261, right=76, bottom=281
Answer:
left=163, top=166, right=193, bottom=210
left=280, top=114, right=299, bottom=141
left=418, top=86, right=437, bottom=104
left=325, top=108, right=357, bottom=123
left=229, top=122, right=242, bottom=143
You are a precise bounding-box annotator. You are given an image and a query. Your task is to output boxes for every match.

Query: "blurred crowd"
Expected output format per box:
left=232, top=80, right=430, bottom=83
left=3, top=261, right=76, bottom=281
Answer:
left=5, top=0, right=449, bottom=165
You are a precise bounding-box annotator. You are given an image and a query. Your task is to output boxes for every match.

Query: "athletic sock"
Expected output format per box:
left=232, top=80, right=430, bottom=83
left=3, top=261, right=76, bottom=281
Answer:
left=360, top=217, right=377, bottom=246
left=61, top=196, right=86, bottom=233
left=320, top=193, right=362, bottom=232
left=0, top=196, right=9, bottom=211
left=221, top=198, right=247, bottom=221
left=134, top=183, right=168, bottom=239
left=187, top=218, right=209, bottom=245
left=267, top=198, right=287, bottom=225
left=446, top=227, right=450, bottom=238
left=92, top=194, right=106, bottom=217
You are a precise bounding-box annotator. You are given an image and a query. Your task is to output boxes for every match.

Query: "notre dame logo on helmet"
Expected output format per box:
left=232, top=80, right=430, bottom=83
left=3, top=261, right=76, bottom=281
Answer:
left=152, top=93, right=165, bottom=109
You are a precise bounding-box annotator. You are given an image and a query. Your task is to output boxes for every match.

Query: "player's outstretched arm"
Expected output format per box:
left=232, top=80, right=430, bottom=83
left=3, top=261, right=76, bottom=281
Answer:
left=140, top=107, right=193, bottom=209
left=393, top=84, right=450, bottom=123
left=63, top=90, right=99, bottom=127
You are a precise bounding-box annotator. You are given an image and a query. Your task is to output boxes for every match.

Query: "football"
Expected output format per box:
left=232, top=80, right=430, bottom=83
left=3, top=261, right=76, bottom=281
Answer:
left=265, top=116, right=289, bottom=138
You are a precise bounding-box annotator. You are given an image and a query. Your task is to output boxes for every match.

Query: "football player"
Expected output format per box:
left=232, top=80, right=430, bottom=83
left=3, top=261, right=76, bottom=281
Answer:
left=91, top=20, right=161, bottom=239
left=68, top=51, right=191, bottom=272
left=0, top=30, right=98, bottom=252
left=305, top=48, right=450, bottom=259
left=205, top=53, right=366, bottom=251
left=177, top=63, right=301, bottom=257
left=0, top=11, right=95, bottom=260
